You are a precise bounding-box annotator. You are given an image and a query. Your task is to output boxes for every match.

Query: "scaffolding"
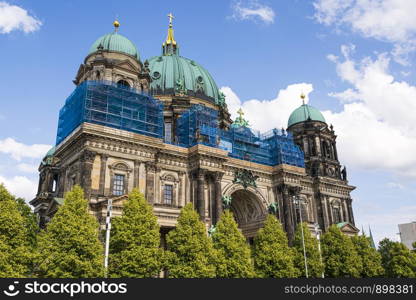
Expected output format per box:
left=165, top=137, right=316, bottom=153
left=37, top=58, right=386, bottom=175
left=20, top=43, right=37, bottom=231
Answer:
left=56, top=81, right=164, bottom=145
left=176, top=104, right=219, bottom=147
left=175, top=105, right=305, bottom=167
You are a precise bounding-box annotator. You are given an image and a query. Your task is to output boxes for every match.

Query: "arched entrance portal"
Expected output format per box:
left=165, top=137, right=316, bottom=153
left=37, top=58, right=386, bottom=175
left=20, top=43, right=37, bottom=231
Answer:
left=229, top=189, right=267, bottom=239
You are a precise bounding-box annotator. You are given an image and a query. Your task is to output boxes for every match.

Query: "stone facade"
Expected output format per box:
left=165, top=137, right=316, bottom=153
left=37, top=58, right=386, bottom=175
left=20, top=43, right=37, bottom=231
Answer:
left=30, top=22, right=358, bottom=243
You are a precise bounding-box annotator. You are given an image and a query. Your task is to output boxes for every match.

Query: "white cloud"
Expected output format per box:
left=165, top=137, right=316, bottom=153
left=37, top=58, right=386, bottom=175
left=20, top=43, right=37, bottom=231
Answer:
left=17, top=163, right=38, bottom=173
left=222, top=45, right=416, bottom=178
left=313, top=0, right=416, bottom=64
left=0, top=138, right=51, bottom=161
left=323, top=46, right=416, bottom=177
left=0, top=1, right=41, bottom=34
left=0, top=174, right=37, bottom=200
left=387, top=182, right=404, bottom=189
left=231, top=0, right=275, bottom=24
left=355, top=205, right=416, bottom=245
left=221, top=83, right=313, bottom=132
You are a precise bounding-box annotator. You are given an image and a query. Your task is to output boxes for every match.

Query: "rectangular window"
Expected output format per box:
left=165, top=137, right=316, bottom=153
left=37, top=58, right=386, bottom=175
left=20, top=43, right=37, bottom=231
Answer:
left=113, top=174, right=125, bottom=196
left=164, top=184, right=173, bottom=205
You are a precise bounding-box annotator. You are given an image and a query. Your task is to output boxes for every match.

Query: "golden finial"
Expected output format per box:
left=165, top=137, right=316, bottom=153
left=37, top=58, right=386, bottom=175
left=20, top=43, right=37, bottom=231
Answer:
left=300, top=92, right=306, bottom=104
left=164, top=12, right=177, bottom=49
left=113, top=18, right=120, bottom=32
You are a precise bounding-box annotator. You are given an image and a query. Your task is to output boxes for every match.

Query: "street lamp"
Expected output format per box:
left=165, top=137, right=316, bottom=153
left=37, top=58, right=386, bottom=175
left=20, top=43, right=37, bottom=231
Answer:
left=314, top=222, right=324, bottom=278
left=104, top=198, right=113, bottom=278
left=294, top=196, right=308, bottom=278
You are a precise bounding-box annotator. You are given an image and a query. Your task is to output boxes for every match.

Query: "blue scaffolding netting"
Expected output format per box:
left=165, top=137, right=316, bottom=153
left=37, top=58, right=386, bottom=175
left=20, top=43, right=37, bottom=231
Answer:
left=175, top=104, right=305, bottom=167
left=56, top=81, right=164, bottom=145
left=56, top=82, right=304, bottom=168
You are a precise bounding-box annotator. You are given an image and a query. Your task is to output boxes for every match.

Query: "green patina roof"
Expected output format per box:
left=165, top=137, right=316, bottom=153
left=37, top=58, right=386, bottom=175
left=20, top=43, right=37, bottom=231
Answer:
left=287, top=104, right=326, bottom=127
left=53, top=197, right=64, bottom=205
left=89, top=32, right=139, bottom=59
left=336, top=222, right=348, bottom=228
left=41, top=146, right=56, bottom=166
left=147, top=54, right=221, bottom=102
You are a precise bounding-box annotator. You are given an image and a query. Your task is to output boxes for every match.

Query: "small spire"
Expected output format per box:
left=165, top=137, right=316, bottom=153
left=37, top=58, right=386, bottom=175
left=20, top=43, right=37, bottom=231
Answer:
left=163, top=13, right=178, bottom=55
left=368, top=226, right=376, bottom=249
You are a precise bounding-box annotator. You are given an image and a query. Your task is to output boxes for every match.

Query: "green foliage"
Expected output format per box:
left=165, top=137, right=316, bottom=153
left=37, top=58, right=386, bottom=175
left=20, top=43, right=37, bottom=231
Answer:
left=293, top=222, right=324, bottom=277
left=379, top=238, right=416, bottom=278
left=212, top=210, right=255, bottom=278
left=166, top=203, right=216, bottom=278
left=0, top=184, right=32, bottom=277
left=321, top=225, right=362, bottom=277
left=351, top=235, right=384, bottom=277
left=109, top=189, right=164, bottom=278
left=252, top=215, right=299, bottom=278
left=36, top=186, right=104, bottom=278
left=15, top=197, right=38, bottom=249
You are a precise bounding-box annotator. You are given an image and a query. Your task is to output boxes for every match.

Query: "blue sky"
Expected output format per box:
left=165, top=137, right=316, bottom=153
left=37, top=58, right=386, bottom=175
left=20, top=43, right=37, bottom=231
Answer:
left=1, top=0, right=416, bottom=246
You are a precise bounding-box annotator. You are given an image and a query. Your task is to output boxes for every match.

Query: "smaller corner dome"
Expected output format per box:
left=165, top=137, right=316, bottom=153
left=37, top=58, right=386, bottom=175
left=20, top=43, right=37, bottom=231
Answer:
left=288, top=104, right=326, bottom=128
left=88, top=32, right=139, bottom=60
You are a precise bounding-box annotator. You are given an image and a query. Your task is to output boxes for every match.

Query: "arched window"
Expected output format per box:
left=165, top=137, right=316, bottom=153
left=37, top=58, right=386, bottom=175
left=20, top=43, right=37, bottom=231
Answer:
left=332, top=206, right=342, bottom=224
left=117, top=80, right=130, bottom=88
left=95, top=70, right=101, bottom=80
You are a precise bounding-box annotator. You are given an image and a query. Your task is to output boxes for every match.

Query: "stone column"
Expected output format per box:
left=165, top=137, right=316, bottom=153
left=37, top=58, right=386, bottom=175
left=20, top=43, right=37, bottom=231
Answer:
left=213, top=172, right=224, bottom=225
left=317, top=192, right=329, bottom=229
left=196, top=169, right=206, bottom=221
left=180, top=172, right=186, bottom=207
left=138, top=162, right=146, bottom=194
left=99, top=154, right=108, bottom=196
left=279, top=184, right=295, bottom=245
left=347, top=198, right=355, bottom=224
left=342, top=199, right=349, bottom=223
left=155, top=166, right=161, bottom=204
left=302, top=136, right=309, bottom=157
left=133, top=160, right=140, bottom=188
left=145, top=162, right=156, bottom=204
left=80, top=150, right=96, bottom=200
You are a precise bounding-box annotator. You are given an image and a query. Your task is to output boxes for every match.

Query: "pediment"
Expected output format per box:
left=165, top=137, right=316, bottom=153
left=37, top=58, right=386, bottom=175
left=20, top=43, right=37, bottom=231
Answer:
left=114, top=59, right=139, bottom=72
left=337, top=222, right=359, bottom=235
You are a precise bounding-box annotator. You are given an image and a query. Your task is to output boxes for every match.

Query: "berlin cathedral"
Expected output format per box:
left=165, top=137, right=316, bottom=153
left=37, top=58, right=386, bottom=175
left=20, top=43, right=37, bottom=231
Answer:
left=31, top=16, right=358, bottom=244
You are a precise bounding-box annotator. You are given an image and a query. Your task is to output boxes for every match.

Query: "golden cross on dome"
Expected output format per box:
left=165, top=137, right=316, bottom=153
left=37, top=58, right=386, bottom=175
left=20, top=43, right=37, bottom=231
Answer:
left=168, top=13, right=174, bottom=27
left=237, top=108, right=244, bottom=118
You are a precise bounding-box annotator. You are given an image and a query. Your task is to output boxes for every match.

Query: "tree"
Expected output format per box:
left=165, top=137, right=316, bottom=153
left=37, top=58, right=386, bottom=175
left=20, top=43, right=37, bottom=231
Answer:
left=212, top=210, right=255, bottom=278
left=321, top=225, right=362, bottom=277
left=166, top=203, right=216, bottom=278
left=15, top=197, right=38, bottom=249
left=252, top=215, right=299, bottom=278
left=36, top=186, right=104, bottom=278
left=351, top=235, right=384, bottom=277
left=379, top=238, right=416, bottom=278
left=109, top=189, right=164, bottom=278
left=293, top=222, right=324, bottom=277
left=0, top=184, right=31, bottom=277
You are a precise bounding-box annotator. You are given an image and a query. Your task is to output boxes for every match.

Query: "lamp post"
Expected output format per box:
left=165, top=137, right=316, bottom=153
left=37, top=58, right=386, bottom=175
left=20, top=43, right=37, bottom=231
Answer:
left=104, top=198, right=113, bottom=278
left=314, top=222, right=324, bottom=278
left=294, top=196, right=308, bottom=278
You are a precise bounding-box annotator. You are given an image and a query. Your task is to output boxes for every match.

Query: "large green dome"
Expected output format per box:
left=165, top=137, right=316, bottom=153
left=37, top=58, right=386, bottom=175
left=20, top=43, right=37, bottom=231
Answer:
left=148, top=54, right=221, bottom=102
left=288, top=104, right=326, bottom=127
left=89, top=32, right=139, bottom=59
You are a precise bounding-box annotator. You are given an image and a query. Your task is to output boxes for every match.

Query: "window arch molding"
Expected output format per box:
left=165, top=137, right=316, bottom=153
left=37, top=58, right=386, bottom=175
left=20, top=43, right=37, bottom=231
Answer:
left=109, top=161, right=133, bottom=196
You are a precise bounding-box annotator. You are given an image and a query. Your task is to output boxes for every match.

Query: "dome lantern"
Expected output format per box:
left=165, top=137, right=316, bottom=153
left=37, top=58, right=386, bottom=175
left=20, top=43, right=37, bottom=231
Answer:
left=162, top=13, right=179, bottom=55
